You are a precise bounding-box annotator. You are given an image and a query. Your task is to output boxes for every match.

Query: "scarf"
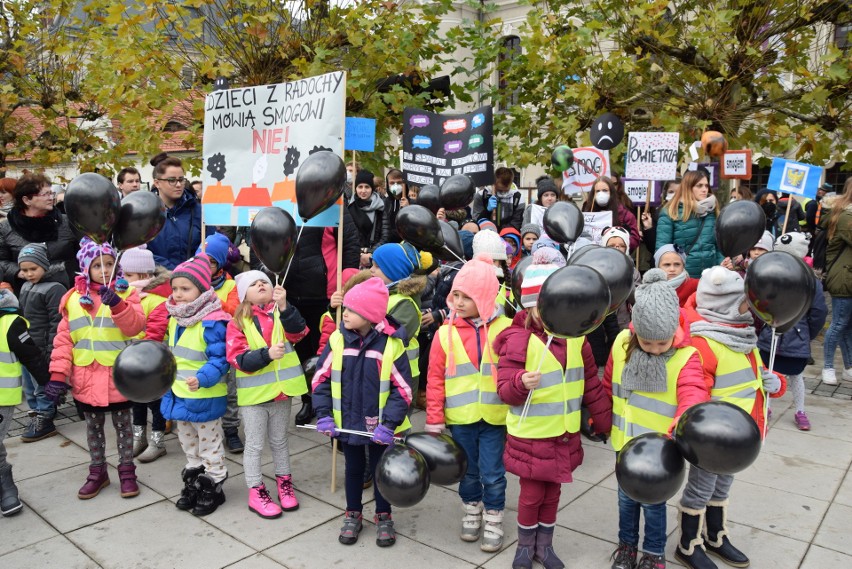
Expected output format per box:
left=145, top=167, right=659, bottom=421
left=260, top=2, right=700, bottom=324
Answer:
left=668, top=270, right=688, bottom=290
left=7, top=207, right=61, bottom=243
left=696, top=195, right=717, bottom=218
left=690, top=320, right=757, bottom=354
left=351, top=192, right=384, bottom=224
left=211, top=270, right=226, bottom=291
left=622, top=345, right=676, bottom=393
left=166, top=289, right=222, bottom=327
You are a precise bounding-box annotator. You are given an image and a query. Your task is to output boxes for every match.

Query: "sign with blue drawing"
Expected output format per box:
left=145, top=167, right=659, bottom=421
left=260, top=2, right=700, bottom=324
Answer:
left=344, top=117, right=376, bottom=152
left=401, top=106, right=494, bottom=187
left=767, top=158, right=821, bottom=199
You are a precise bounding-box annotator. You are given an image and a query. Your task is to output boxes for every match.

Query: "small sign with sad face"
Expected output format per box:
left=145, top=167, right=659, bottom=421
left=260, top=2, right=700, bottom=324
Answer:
left=590, top=112, right=624, bottom=151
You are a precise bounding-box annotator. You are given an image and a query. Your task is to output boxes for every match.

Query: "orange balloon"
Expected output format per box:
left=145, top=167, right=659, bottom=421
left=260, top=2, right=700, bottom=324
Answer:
left=701, top=130, right=728, bottom=158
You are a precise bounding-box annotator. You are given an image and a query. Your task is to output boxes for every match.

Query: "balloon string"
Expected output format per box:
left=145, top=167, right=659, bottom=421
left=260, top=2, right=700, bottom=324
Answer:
left=281, top=225, right=304, bottom=283
left=442, top=244, right=466, bottom=264
left=297, top=424, right=403, bottom=443
left=764, top=329, right=779, bottom=439
left=519, top=335, right=553, bottom=424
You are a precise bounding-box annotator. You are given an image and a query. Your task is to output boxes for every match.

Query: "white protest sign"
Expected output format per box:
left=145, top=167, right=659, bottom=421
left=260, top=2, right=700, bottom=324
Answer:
left=720, top=150, right=752, bottom=180
left=625, top=132, right=679, bottom=181
left=202, top=71, right=346, bottom=227
left=562, top=147, right=610, bottom=195
left=580, top=211, right=613, bottom=244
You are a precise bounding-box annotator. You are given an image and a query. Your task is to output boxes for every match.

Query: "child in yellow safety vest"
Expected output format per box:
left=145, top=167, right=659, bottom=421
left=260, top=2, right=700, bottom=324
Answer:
left=494, top=250, right=612, bottom=569
left=45, top=238, right=146, bottom=500
left=472, top=228, right=516, bottom=317
left=161, top=254, right=232, bottom=517
left=226, top=270, right=309, bottom=519
left=425, top=252, right=513, bottom=553
left=312, top=277, right=414, bottom=548
left=602, top=269, right=708, bottom=569
left=0, top=285, right=51, bottom=516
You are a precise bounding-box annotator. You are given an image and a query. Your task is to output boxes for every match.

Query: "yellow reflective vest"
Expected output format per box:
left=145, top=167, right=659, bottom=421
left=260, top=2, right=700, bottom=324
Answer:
left=328, top=330, right=411, bottom=433
left=0, top=314, right=23, bottom=406
left=388, top=294, right=421, bottom=382
left=700, top=336, right=763, bottom=415
left=214, top=278, right=236, bottom=304
left=506, top=334, right=585, bottom=438
left=137, top=293, right=167, bottom=339
left=235, top=315, right=306, bottom=405
left=67, top=289, right=135, bottom=367
left=167, top=319, right=227, bottom=400
left=437, top=316, right=512, bottom=425
left=610, top=330, right=696, bottom=452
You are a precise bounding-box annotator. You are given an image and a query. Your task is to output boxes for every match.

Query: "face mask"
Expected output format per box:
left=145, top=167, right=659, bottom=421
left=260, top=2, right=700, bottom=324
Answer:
left=666, top=192, right=676, bottom=202
left=762, top=202, right=777, bottom=216
left=595, top=192, right=610, bottom=207
left=389, top=183, right=403, bottom=197
left=346, top=172, right=353, bottom=183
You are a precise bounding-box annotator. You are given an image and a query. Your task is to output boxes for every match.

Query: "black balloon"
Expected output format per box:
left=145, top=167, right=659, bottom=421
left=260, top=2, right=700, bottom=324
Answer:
left=417, top=184, right=441, bottom=213
left=440, top=175, right=475, bottom=210
left=511, top=255, right=534, bottom=309
left=590, top=112, right=625, bottom=150
left=112, top=191, right=166, bottom=251
left=432, top=221, right=465, bottom=263
left=745, top=251, right=814, bottom=329
left=396, top=205, right=444, bottom=250
left=674, top=401, right=761, bottom=475
left=114, top=341, right=176, bottom=403
left=404, top=432, right=468, bottom=486
left=295, top=151, right=346, bottom=221
left=715, top=201, right=766, bottom=258
left=537, top=265, right=610, bottom=338
left=65, top=173, right=121, bottom=244
left=569, top=243, right=600, bottom=261
left=616, top=433, right=685, bottom=504
left=570, top=247, right=636, bottom=313
left=543, top=201, right=584, bottom=244
left=776, top=265, right=816, bottom=334
left=375, top=443, right=431, bottom=508
left=250, top=207, right=298, bottom=274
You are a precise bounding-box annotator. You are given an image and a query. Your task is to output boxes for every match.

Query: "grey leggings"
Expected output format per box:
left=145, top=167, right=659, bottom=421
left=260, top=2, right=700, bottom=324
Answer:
left=680, top=465, right=735, bottom=510
left=240, top=398, right=293, bottom=488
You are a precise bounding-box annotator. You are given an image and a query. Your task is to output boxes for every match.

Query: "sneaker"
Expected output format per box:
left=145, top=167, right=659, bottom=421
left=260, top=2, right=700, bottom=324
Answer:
left=276, top=475, right=299, bottom=511
left=339, top=511, right=363, bottom=545
left=375, top=512, right=396, bottom=547
left=461, top=501, right=483, bottom=542
left=224, top=428, right=244, bottom=454
left=20, top=414, right=57, bottom=443
left=637, top=553, right=666, bottom=569
left=610, top=542, right=638, bottom=569
left=822, top=368, right=838, bottom=385
left=480, top=509, right=504, bottom=552
left=844, top=368, right=852, bottom=381
left=795, top=411, right=812, bottom=431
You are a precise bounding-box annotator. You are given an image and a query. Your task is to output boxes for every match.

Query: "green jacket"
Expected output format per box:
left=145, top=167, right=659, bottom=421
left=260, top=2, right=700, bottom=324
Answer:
left=656, top=205, right=723, bottom=278
left=820, top=196, right=852, bottom=298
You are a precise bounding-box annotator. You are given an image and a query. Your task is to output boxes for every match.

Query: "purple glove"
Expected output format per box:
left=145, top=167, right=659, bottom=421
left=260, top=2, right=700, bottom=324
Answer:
left=372, top=424, right=395, bottom=445
left=316, top=416, right=339, bottom=437
left=98, top=286, right=121, bottom=308
left=44, top=380, right=68, bottom=404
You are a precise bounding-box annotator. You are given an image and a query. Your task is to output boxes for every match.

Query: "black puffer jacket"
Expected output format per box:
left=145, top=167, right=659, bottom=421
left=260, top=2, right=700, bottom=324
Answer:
left=18, top=269, right=66, bottom=359
left=0, top=209, right=78, bottom=293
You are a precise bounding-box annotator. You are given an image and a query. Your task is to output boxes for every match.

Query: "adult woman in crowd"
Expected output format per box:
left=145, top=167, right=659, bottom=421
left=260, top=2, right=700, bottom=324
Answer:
left=348, top=169, right=385, bottom=268
left=523, top=175, right=561, bottom=226
left=819, top=177, right=852, bottom=385
left=655, top=170, right=722, bottom=278
left=583, top=176, right=640, bottom=251
left=0, top=178, right=16, bottom=219
left=0, top=173, right=77, bottom=291
left=729, top=184, right=753, bottom=202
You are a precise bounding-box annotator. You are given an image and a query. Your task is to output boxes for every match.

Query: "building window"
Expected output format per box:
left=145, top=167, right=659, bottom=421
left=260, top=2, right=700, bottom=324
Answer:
left=180, top=66, right=196, bottom=89
left=836, top=22, right=851, bottom=51
left=163, top=121, right=186, bottom=132
left=498, top=36, right=521, bottom=111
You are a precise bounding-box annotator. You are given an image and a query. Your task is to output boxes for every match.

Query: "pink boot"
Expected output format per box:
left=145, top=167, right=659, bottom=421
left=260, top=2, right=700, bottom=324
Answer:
left=276, top=474, right=299, bottom=511
left=118, top=464, right=140, bottom=498
left=78, top=464, right=110, bottom=500
left=248, top=484, right=282, bottom=519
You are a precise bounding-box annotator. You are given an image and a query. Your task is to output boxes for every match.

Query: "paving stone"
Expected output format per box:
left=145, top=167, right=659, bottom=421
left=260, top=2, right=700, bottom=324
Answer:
left=0, top=505, right=60, bottom=557
left=0, top=535, right=98, bottom=569
left=737, top=447, right=846, bottom=502
left=224, top=553, right=286, bottom=569
left=664, top=521, right=807, bottom=567
left=483, top=525, right=634, bottom=568
left=727, top=479, right=829, bottom=541
left=799, top=544, right=852, bottom=568
left=5, top=433, right=90, bottom=481
left=834, top=472, right=852, bottom=508
left=813, top=502, right=852, bottom=555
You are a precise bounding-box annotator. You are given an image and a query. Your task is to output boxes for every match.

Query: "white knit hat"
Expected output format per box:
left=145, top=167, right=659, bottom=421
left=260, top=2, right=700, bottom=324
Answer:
left=235, top=270, right=272, bottom=302
left=119, top=246, right=155, bottom=274
left=602, top=226, right=630, bottom=250
left=473, top=229, right=508, bottom=261
left=753, top=230, right=774, bottom=252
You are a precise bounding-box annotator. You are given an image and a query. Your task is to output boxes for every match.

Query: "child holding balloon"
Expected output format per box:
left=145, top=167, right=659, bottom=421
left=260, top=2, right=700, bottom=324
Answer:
left=161, top=254, right=232, bottom=516
left=494, top=250, right=612, bottom=569
left=312, top=277, right=413, bottom=548
left=425, top=253, right=513, bottom=553
left=602, top=269, right=707, bottom=569
left=226, top=270, right=309, bottom=519
left=45, top=238, right=146, bottom=500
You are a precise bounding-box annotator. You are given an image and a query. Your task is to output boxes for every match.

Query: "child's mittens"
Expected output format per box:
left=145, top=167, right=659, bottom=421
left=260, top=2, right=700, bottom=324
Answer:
left=424, top=423, right=445, bottom=434
left=44, top=380, right=68, bottom=403
left=316, top=416, right=339, bottom=438
left=372, top=424, right=395, bottom=445
left=98, top=286, right=122, bottom=309
left=761, top=369, right=782, bottom=394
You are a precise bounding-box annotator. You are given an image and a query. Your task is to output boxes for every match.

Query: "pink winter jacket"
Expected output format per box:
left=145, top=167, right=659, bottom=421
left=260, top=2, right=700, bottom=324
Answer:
left=49, top=287, right=146, bottom=407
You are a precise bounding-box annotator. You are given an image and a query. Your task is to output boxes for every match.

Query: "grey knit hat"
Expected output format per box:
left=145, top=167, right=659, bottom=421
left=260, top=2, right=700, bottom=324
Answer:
left=774, top=232, right=809, bottom=259
left=18, top=242, right=50, bottom=271
left=632, top=269, right=680, bottom=341
left=520, top=223, right=542, bottom=239
left=696, top=266, right=748, bottom=324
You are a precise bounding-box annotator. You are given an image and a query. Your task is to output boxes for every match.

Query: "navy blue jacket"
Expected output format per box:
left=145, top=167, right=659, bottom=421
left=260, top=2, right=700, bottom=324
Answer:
left=757, top=279, right=827, bottom=359
left=147, top=188, right=202, bottom=270
left=311, top=318, right=413, bottom=445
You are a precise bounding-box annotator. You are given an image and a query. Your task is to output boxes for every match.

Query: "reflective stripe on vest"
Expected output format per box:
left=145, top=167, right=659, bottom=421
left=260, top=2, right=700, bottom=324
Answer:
left=328, top=331, right=411, bottom=434
left=215, top=279, right=236, bottom=304
left=67, top=289, right=135, bottom=366
left=610, top=330, right=697, bottom=451
left=137, top=293, right=167, bottom=339
left=506, top=334, right=585, bottom=438
left=387, top=294, right=421, bottom=380
left=235, top=315, right=307, bottom=405
left=0, top=314, right=23, bottom=405
left=702, top=337, right=762, bottom=414
left=167, top=318, right=227, bottom=399
left=437, top=316, right=512, bottom=425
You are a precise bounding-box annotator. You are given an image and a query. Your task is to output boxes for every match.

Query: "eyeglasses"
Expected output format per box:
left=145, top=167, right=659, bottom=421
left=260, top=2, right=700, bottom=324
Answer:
left=157, top=177, right=186, bottom=186
left=35, top=191, right=54, bottom=198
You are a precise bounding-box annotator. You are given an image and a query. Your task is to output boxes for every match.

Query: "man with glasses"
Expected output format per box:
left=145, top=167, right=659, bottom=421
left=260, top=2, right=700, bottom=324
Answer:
left=117, top=167, right=142, bottom=197
left=146, top=155, right=202, bottom=270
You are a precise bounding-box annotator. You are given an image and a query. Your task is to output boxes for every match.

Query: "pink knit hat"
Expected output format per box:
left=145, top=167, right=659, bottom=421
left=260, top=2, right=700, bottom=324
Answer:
left=172, top=254, right=213, bottom=293
left=451, top=252, right=499, bottom=320
left=343, top=277, right=389, bottom=324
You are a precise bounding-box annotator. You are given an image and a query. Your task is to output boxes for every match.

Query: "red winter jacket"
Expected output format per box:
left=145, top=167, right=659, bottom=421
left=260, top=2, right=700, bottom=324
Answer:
left=226, top=303, right=310, bottom=370
left=131, top=271, right=172, bottom=343
left=493, top=311, right=612, bottom=483
left=676, top=277, right=699, bottom=307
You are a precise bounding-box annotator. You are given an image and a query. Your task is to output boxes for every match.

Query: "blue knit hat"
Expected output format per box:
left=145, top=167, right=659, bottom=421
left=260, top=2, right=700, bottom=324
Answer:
left=196, top=232, right=231, bottom=271
left=372, top=242, right=421, bottom=282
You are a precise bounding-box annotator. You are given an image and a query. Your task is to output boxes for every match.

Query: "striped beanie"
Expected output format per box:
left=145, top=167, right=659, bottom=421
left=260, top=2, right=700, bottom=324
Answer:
left=520, top=249, right=563, bottom=308
left=171, top=254, right=212, bottom=293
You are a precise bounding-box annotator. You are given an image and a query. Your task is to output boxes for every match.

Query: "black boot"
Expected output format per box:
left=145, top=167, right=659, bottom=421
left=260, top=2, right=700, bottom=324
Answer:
left=705, top=500, right=749, bottom=567
left=675, top=507, right=718, bottom=569
left=192, top=473, right=226, bottom=516
left=223, top=428, right=244, bottom=454
left=175, top=466, right=205, bottom=511
left=0, top=465, right=23, bottom=517
left=294, top=395, right=314, bottom=426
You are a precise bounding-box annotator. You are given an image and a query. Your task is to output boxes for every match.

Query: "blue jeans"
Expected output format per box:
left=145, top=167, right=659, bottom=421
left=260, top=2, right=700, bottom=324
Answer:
left=449, top=421, right=506, bottom=511
left=617, top=486, right=667, bottom=556
left=22, top=368, right=55, bottom=418
left=824, top=297, right=852, bottom=369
